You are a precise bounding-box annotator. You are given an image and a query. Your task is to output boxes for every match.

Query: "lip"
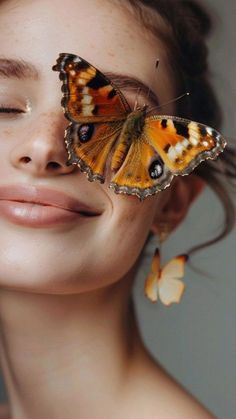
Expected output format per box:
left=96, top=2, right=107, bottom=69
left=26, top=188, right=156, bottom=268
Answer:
left=0, top=184, right=101, bottom=227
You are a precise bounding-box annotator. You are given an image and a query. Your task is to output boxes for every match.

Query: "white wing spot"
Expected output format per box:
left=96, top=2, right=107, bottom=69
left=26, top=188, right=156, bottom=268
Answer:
left=168, top=147, right=178, bottom=161
left=189, top=121, right=198, bottom=130
left=189, top=137, right=199, bottom=146
left=182, top=138, right=189, bottom=148
left=189, top=121, right=200, bottom=142
left=175, top=142, right=185, bottom=155
left=77, top=78, right=86, bottom=86
left=81, top=95, right=93, bottom=105
left=82, top=104, right=95, bottom=115
left=206, top=126, right=213, bottom=136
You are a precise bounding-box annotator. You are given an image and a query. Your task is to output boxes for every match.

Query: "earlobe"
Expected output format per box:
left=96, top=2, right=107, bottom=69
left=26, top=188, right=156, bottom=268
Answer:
left=151, top=174, right=205, bottom=235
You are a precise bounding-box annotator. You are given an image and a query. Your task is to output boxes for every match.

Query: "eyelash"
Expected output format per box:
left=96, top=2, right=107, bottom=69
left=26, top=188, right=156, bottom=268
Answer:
left=0, top=107, right=24, bottom=114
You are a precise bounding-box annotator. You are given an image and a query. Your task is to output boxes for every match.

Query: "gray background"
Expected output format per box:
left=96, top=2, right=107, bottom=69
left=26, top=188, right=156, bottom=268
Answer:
left=134, top=1, right=236, bottom=418
left=0, top=1, right=235, bottom=418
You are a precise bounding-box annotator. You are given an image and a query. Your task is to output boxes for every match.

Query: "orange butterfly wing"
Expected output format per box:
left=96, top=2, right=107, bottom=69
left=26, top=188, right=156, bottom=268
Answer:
left=65, top=121, right=123, bottom=182
left=110, top=133, right=173, bottom=199
left=109, top=114, right=226, bottom=199
left=53, top=53, right=132, bottom=181
left=53, top=53, right=226, bottom=199
left=144, top=248, right=160, bottom=303
left=143, top=115, right=226, bottom=174
left=53, top=53, right=130, bottom=124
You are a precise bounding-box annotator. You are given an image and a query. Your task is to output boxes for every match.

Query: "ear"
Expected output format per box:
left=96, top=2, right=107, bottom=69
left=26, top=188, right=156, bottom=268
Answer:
left=151, top=174, right=205, bottom=235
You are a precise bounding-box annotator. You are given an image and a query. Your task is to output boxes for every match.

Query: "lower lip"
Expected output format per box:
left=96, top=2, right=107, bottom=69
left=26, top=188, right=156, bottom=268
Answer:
left=0, top=200, right=84, bottom=227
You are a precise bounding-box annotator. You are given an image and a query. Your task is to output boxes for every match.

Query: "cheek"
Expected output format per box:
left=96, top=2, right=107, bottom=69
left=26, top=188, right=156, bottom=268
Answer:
left=0, top=217, right=148, bottom=295
left=96, top=198, right=157, bottom=273
left=73, top=199, right=157, bottom=293
left=0, top=123, right=25, bottom=177
left=0, top=199, right=157, bottom=295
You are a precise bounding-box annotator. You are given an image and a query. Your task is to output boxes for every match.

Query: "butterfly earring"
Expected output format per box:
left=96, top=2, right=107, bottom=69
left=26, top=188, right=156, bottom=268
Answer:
left=144, top=223, right=188, bottom=306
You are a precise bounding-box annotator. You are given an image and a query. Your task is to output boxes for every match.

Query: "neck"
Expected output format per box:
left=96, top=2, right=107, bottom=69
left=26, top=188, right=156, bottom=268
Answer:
left=0, top=273, right=144, bottom=419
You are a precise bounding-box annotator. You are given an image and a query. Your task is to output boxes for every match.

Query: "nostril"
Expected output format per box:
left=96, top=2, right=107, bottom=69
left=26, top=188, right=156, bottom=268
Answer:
left=47, top=161, right=61, bottom=170
left=20, top=157, right=31, bottom=163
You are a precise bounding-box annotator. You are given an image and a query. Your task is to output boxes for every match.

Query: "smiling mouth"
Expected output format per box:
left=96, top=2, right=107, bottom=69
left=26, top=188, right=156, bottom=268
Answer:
left=0, top=184, right=103, bottom=228
left=8, top=199, right=100, bottom=217
left=0, top=199, right=101, bottom=228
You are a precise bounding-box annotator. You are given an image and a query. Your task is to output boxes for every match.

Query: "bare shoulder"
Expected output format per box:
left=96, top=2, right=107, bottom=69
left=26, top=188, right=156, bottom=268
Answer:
left=0, top=403, right=10, bottom=419
left=149, top=362, right=215, bottom=418
left=122, top=349, right=216, bottom=419
left=147, top=364, right=215, bottom=419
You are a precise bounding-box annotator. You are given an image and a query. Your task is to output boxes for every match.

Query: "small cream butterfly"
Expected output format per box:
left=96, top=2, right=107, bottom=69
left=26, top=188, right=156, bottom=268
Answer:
left=144, top=248, right=188, bottom=305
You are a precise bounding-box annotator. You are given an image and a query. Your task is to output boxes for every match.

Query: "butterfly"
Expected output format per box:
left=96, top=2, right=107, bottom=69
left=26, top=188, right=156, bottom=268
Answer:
left=144, top=249, right=187, bottom=305
left=52, top=53, right=226, bottom=200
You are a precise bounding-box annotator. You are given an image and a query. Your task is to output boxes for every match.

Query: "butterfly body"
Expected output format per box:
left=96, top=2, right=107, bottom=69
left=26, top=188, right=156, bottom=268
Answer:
left=53, top=53, right=226, bottom=200
left=121, top=107, right=146, bottom=139
left=110, top=107, right=147, bottom=171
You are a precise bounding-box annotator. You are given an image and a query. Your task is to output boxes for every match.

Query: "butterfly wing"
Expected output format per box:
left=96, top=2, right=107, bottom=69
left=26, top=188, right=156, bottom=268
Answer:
left=144, top=249, right=160, bottom=303
left=110, top=131, right=173, bottom=200
left=53, top=54, right=226, bottom=199
left=159, top=277, right=185, bottom=306
left=53, top=53, right=133, bottom=182
left=158, top=255, right=187, bottom=306
left=143, top=115, right=226, bottom=174
left=110, top=113, right=226, bottom=200
left=65, top=121, right=123, bottom=182
left=53, top=53, right=130, bottom=124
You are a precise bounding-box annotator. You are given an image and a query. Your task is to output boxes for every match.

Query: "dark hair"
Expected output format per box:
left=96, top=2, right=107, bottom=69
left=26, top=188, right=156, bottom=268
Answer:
left=128, top=0, right=236, bottom=255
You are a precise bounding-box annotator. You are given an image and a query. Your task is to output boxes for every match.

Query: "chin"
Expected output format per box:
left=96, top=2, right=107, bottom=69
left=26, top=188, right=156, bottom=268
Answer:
left=0, top=255, right=123, bottom=295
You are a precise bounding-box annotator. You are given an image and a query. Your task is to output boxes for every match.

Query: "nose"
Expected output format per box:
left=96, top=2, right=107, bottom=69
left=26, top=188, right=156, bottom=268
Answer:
left=10, top=111, right=75, bottom=177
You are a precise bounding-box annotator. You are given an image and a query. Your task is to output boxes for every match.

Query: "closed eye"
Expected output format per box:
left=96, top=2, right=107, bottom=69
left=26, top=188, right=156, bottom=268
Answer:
left=0, top=107, right=25, bottom=114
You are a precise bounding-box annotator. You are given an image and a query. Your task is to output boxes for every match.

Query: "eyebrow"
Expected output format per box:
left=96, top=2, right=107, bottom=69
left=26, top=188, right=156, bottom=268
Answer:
left=0, top=58, right=39, bottom=80
left=105, top=71, right=160, bottom=107
left=0, top=58, right=159, bottom=107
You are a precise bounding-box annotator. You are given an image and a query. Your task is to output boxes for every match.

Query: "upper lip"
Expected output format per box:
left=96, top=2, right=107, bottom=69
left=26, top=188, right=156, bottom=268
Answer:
left=0, top=184, right=101, bottom=216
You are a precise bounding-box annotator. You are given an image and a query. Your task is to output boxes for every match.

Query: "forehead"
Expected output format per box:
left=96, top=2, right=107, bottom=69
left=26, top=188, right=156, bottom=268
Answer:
left=0, top=0, right=173, bottom=100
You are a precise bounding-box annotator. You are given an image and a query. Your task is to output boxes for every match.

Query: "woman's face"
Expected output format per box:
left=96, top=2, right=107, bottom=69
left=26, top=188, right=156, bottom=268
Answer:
left=0, top=0, right=174, bottom=293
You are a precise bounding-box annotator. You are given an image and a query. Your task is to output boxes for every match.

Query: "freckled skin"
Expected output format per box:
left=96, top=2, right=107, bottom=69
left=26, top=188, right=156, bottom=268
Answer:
left=0, top=0, right=172, bottom=294
left=0, top=2, right=211, bottom=419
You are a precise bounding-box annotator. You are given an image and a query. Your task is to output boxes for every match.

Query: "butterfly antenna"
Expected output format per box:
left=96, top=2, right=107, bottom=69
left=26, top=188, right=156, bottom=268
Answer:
left=146, top=59, right=159, bottom=103
left=148, top=92, right=190, bottom=113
